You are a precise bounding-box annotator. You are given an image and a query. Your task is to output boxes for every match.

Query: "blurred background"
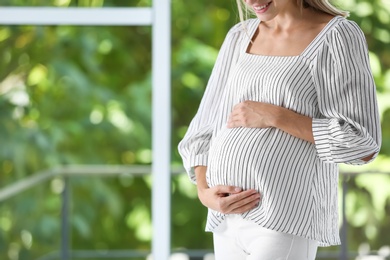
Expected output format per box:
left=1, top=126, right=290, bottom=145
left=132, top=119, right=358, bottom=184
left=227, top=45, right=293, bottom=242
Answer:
left=0, top=0, right=389, bottom=259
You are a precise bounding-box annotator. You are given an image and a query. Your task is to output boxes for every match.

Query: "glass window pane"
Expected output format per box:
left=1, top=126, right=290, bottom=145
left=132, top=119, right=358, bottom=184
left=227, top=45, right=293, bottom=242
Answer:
left=0, top=23, right=152, bottom=259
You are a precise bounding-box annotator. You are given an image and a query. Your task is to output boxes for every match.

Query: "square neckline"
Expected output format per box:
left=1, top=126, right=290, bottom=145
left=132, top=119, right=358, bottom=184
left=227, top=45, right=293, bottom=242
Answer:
left=244, top=15, right=341, bottom=58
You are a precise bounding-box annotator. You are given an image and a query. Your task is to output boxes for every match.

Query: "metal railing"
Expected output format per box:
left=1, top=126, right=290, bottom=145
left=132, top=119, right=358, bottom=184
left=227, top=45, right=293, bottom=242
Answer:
left=0, top=165, right=180, bottom=260
left=0, top=165, right=389, bottom=260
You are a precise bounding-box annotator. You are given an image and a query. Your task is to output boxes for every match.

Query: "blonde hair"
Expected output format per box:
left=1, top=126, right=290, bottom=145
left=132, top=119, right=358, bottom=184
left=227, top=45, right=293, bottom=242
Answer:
left=235, top=0, right=349, bottom=22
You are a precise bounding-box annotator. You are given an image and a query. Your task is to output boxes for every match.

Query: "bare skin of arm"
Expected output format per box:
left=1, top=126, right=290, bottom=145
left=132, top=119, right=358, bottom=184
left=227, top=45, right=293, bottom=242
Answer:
left=195, top=166, right=261, bottom=214
left=227, top=100, right=374, bottom=161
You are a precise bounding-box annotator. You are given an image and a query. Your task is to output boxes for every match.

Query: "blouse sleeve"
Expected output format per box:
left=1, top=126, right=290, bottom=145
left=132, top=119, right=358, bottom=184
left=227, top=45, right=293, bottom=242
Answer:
left=312, top=20, right=381, bottom=165
left=178, top=23, right=244, bottom=183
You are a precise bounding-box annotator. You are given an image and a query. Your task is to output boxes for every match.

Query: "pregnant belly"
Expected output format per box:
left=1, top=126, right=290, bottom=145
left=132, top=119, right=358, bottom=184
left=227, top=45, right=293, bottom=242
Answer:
left=207, top=126, right=314, bottom=192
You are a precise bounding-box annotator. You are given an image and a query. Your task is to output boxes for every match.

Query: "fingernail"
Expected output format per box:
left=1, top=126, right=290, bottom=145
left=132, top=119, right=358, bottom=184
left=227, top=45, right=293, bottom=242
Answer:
left=235, top=187, right=242, bottom=192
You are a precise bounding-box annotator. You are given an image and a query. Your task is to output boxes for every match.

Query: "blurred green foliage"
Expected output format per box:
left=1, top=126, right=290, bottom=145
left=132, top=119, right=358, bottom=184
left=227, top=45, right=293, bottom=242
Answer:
left=0, top=0, right=389, bottom=259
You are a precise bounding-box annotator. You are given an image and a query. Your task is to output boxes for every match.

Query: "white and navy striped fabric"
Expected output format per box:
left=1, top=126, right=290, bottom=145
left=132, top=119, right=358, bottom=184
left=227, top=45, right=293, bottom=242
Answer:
left=178, top=16, right=381, bottom=247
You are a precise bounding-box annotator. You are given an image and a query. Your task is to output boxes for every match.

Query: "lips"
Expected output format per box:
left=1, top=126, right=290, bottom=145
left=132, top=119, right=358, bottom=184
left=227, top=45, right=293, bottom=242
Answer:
left=253, top=1, right=272, bottom=12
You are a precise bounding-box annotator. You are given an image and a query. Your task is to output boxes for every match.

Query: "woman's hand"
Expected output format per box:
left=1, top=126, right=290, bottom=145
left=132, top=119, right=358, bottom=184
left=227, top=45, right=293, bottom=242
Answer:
left=195, top=165, right=260, bottom=214
left=227, top=100, right=315, bottom=143
left=197, top=185, right=260, bottom=214
left=227, top=100, right=278, bottom=129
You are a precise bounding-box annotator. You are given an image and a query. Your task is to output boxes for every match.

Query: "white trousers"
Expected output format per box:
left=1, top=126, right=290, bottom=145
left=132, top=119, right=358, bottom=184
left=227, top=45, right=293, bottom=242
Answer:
left=212, top=215, right=318, bottom=260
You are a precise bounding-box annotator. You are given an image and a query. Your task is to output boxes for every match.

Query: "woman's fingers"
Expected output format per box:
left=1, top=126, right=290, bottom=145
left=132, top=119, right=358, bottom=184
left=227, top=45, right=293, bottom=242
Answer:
left=228, top=192, right=261, bottom=214
left=214, top=185, right=242, bottom=196
left=227, top=100, right=278, bottom=129
left=197, top=185, right=261, bottom=214
left=218, top=189, right=261, bottom=214
left=227, top=101, right=260, bottom=128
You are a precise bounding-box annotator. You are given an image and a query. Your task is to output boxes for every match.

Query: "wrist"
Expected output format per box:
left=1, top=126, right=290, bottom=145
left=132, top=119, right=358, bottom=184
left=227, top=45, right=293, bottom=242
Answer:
left=269, top=105, right=284, bottom=128
left=196, top=181, right=209, bottom=192
left=196, top=185, right=209, bottom=205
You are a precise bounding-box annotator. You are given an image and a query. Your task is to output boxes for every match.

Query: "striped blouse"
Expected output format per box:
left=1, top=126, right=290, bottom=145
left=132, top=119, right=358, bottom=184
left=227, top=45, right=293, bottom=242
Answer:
left=178, top=16, right=381, bottom=246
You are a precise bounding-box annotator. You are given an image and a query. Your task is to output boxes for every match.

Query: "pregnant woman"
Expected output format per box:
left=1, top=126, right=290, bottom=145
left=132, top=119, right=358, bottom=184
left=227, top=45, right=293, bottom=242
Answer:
left=178, top=0, right=381, bottom=259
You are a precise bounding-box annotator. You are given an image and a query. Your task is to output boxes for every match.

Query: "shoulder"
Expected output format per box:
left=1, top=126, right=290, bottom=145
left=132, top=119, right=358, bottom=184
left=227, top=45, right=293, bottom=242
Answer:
left=313, top=17, right=371, bottom=68
left=226, top=18, right=259, bottom=37
left=217, top=18, right=258, bottom=51
left=326, top=16, right=367, bottom=47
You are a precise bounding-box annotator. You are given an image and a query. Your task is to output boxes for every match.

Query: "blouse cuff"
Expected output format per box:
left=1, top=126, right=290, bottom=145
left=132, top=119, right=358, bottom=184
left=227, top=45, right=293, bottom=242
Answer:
left=312, top=118, right=334, bottom=163
left=187, top=154, right=208, bottom=184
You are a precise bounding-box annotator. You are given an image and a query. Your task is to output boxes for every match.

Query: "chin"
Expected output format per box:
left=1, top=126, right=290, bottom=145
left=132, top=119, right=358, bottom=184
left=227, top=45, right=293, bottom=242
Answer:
left=256, top=14, right=277, bottom=21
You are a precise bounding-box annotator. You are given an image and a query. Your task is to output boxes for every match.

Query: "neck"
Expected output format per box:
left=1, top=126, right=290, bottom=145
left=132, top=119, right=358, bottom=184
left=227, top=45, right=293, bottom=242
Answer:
left=261, top=4, right=315, bottom=32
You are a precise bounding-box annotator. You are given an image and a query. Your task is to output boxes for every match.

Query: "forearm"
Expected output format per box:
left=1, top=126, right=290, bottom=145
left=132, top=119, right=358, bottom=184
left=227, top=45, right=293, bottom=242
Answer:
left=228, top=101, right=315, bottom=144
left=272, top=107, right=315, bottom=144
left=228, top=100, right=377, bottom=163
left=194, top=166, right=208, bottom=190
left=273, top=107, right=374, bottom=161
